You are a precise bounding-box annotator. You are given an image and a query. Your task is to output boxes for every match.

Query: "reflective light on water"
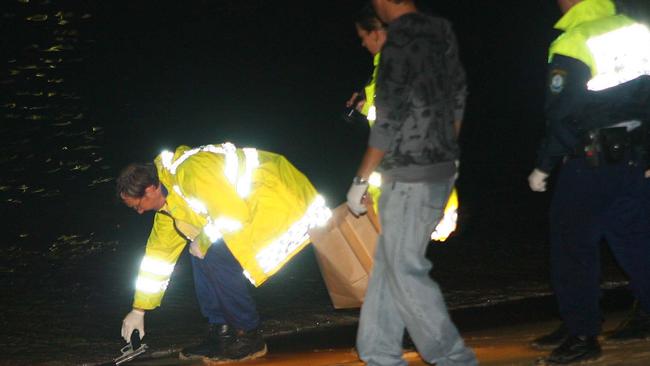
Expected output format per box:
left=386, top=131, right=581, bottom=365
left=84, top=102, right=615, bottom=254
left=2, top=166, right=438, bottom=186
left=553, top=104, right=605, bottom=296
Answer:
left=1, top=0, right=113, bottom=274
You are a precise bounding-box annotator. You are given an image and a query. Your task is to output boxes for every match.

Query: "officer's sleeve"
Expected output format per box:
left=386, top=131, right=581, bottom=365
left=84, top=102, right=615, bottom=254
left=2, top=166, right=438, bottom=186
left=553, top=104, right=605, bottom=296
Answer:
left=535, top=54, right=591, bottom=172
left=368, top=28, right=412, bottom=151
left=133, top=211, right=187, bottom=310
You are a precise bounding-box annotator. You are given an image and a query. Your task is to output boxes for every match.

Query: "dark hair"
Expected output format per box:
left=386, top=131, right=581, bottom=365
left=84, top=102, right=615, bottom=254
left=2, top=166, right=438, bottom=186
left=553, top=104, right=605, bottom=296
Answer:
left=116, top=162, right=159, bottom=198
left=356, top=2, right=386, bottom=32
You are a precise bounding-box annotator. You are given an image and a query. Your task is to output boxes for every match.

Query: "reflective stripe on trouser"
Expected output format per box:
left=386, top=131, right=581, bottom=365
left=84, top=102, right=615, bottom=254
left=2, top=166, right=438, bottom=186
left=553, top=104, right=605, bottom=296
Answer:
left=356, top=180, right=477, bottom=366
left=550, top=157, right=650, bottom=336
left=191, top=240, right=260, bottom=331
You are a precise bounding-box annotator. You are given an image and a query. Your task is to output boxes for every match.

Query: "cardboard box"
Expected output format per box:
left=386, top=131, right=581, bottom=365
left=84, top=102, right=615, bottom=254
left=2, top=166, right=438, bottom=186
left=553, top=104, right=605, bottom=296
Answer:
left=309, top=203, right=381, bottom=309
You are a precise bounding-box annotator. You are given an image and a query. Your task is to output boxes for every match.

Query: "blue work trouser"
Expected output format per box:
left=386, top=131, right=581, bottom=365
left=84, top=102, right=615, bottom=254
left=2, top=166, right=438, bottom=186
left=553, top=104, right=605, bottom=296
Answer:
left=191, top=240, right=260, bottom=331
left=356, top=180, right=477, bottom=366
left=550, top=157, right=650, bottom=336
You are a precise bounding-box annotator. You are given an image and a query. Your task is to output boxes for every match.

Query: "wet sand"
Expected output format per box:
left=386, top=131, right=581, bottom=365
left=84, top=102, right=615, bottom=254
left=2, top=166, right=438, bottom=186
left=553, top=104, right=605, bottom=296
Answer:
left=62, top=289, right=647, bottom=366
left=467, top=311, right=650, bottom=366
left=0, top=211, right=633, bottom=366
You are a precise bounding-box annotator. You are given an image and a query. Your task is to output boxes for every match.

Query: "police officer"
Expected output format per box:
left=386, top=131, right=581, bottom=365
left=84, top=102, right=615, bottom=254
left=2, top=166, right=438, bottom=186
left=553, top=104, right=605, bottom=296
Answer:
left=116, top=142, right=331, bottom=362
left=528, top=0, right=650, bottom=364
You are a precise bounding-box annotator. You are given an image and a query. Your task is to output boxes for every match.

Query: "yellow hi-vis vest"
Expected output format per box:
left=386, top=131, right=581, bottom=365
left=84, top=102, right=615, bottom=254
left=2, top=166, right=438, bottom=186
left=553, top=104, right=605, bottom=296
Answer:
left=133, top=143, right=331, bottom=310
left=361, top=52, right=381, bottom=126
left=366, top=172, right=459, bottom=242
left=549, top=0, right=650, bottom=91
left=430, top=187, right=458, bottom=242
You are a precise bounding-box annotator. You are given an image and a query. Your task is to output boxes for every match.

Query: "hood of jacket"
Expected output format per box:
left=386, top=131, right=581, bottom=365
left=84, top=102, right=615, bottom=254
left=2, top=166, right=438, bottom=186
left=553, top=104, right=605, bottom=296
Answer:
left=555, top=0, right=616, bottom=31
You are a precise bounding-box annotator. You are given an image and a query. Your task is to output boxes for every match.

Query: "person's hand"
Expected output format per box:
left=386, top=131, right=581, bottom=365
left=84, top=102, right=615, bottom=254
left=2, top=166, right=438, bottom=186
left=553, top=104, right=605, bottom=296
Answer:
left=346, top=178, right=369, bottom=216
left=121, top=309, right=145, bottom=343
left=345, top=92, right=360, bottom=108
left=189, top=238, right=205, bottom=259
left=645, top=170, right=650, bottom=178
left=528, top=169, right=549, bottom=192
left=345, top=92, right=365, bottom=111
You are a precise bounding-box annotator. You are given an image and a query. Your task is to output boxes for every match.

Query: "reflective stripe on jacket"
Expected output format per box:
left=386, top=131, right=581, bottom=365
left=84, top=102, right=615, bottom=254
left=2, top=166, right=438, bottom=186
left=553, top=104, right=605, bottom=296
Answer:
left=549, top=0, right=650, bottom=91
left=133, top=143, right=331, bottom=309
left=361, top=52, right=381, bottom=126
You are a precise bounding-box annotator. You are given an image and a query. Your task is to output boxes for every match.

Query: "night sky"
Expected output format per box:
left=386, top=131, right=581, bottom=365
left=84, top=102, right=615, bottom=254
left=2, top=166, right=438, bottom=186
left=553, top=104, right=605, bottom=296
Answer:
left=77, top=1, right=562, bottom=208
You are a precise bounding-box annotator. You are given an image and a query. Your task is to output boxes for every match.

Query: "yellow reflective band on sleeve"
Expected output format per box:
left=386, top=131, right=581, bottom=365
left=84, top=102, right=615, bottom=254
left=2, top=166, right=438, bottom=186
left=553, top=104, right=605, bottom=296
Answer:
left=587, top=24, right=650, bottom=91
left=171, top=181, right=243, bottom=243
left=242, top=270, right=256, bottom=286
left=431, top=209, right=458, bottom=242
left=160, top=150, right=174, bottom=170
left=140, top=256, right=175, bottom=276
left=222, top=142, right=239, bottom=186
left=173, top=185, right=208, bottom=214
left=255, top=195, right=331, bottom=273
left=368, top=172, right=382, bottom=188
left=203, top=217, right=243, bottom=243
left=135, top=276, right=170, bottom=294
left=161, top=143, right=238, bottom=175
left=163, top=147, right=200, bottom=174
left=367, top=105, right=376, bottom=122
left=237, top=148, right=259, bottom=198
left=136, top=255, right=174, bottom=294
left=431, top=188, right=459, bottom=242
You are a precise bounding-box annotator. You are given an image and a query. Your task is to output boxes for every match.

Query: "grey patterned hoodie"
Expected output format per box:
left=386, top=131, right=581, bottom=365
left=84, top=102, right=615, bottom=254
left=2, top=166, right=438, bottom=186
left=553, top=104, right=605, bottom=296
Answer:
left=369, top=12, right=467, bottom=183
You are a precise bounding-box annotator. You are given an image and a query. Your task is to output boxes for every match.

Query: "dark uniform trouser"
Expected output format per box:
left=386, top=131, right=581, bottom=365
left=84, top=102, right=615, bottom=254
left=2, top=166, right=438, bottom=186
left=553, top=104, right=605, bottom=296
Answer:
left=191, top=240, right=260, bottom=331
left=550, top=156, right=650, bottom=336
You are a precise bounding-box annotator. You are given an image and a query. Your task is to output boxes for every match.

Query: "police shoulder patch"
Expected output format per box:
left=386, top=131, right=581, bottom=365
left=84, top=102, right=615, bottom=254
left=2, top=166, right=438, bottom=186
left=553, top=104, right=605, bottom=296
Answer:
left=549, top=69, right=567, bottom=94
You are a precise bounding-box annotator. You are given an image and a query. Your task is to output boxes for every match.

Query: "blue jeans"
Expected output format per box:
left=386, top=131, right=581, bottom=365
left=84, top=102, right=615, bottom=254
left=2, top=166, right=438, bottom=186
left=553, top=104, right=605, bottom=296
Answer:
left=356, top=180, right=477, bottom=366
left=191, top=240, right=260, bottom=331
left=550, top=157, right=650, bottom=336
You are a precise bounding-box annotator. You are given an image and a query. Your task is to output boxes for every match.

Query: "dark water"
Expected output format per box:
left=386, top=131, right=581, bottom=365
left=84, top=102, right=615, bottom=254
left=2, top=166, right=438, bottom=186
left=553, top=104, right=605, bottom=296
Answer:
left=0, top=1, right=630, bottom=365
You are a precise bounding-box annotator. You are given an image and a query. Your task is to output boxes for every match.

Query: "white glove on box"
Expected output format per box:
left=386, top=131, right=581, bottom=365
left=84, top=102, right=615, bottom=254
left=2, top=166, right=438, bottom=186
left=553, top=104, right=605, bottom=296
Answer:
left=121, top=309, right=145, bottom=343
left=528, top=169, right=549, bottom=192
left=346, top=178, right=369, bottom=216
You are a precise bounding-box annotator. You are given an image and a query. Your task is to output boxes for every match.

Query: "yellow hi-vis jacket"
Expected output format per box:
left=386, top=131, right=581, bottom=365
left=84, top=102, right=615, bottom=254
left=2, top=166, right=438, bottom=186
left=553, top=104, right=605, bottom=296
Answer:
left=361, top=52, right=381, bottom=126
left=133, top=142, right=331, bottom=310
left=365, top=172, right=459, bottom=242
left=549, top=0, right=650, bottom=91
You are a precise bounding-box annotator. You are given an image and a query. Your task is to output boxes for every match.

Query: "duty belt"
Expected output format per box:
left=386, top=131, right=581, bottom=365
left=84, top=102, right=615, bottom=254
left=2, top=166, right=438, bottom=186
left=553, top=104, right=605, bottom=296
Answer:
left=574, top=120, right=645, bottom=167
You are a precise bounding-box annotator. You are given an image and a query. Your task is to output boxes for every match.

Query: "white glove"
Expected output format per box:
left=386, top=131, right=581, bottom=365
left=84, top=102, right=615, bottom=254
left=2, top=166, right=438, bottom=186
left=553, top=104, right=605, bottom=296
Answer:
left=528, top=169, right=549, bottom=192
left=121, top=309, right=145, bottom=343
left=346, top=178, right=369, bottom=216
left=189, top=239, right=205, bottom=259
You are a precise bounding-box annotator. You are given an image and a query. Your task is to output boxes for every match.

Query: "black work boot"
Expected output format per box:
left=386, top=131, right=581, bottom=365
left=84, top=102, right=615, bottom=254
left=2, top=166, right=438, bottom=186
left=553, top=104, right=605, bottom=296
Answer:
left=531, top=323, right=568, bottom=349
left=179, top=324, right=230, bottom=360
left=206, top=328, right=267, bottom=363
left=545, top=335, right=601, bottom=364
left=605, top=301, right=650, bottom=343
